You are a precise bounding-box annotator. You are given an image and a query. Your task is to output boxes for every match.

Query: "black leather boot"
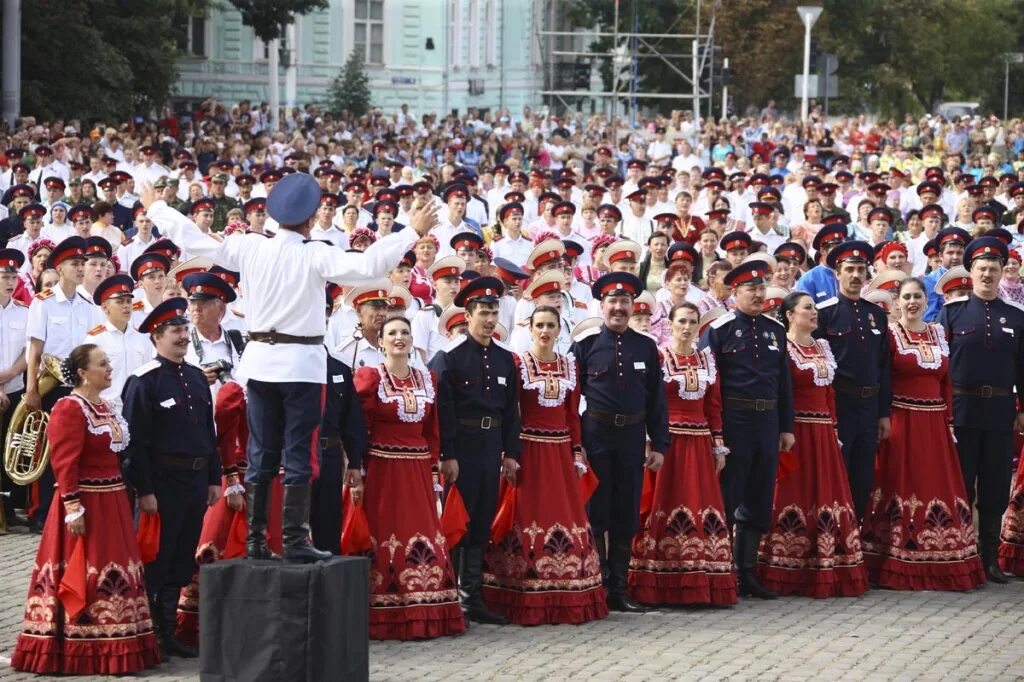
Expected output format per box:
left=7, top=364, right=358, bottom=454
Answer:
left=594, top=533, right=609, bottom=587
left=282, top=484, right=332, bottom=563
left=149, top=594, right=171, bottom=658
left=735, top=526, right=778, bottom=600
left=605, top=535, right=646, bottom=612
left=160, top=588, right=198, bottom=658
left=450, top=546, right=469, bottom=627
left=246, top=481, right=278, bottom=560
left=460, top=545, right=508, bottom=625
left=980, top=514, right=1009, bottom=584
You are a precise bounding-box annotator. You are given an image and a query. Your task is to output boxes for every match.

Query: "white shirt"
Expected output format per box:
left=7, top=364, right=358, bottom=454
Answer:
left=91, top=223, right=124, bottom=250
left=411, top=304, right=449, bottom=364
left=27, top=285, right=103, bottom=359
left=149, top=199, right=417, bottom=383
left=621, top=211, right=652, bottom=245
left=490, top=234, right=534, bottom=267
left=116, top=234, right=158, bottom=273
left=5, top=232, right=43, bottom=260
left=431, top=217, right=473, bottom=258
left=184, top=325, right=237, bottom=401
left=0, top=298, right=29, bottom=392
left=309, top=224, right=350, bottom=249
left=85, top=319, right=153, bottom=410
left=41, top=223, right=76, bottom=243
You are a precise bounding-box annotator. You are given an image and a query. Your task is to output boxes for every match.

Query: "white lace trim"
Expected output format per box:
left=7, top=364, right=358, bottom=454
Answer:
left=786, top=338, right=836, bottom=387
left=661, top=347, right=717, bottom=400
left=67, top=395, right=130, bottom=452
left=375, top=365, right=435, bottom=423
left=518, top=351, right=577, bottom=407
left=890, top=322, right=948, bottom=371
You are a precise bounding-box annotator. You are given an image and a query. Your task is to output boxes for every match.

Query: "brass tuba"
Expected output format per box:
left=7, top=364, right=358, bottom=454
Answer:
left=3, top=355, right=64, bottom=485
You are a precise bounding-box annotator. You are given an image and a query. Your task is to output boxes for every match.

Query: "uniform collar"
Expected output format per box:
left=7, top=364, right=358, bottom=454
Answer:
left=156, top=353, right=185, bottom=367
left=276, top=228, right=305, bottom=243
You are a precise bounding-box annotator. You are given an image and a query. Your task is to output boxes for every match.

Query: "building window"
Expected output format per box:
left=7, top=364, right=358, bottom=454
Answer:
left=484, top=0, right=497, bottom=66
left=449, top=0, right=462, bottom=68
left=354, top=0, right=384, bottom=64
left=468, top=0, right=480, bottom=68
left=178, top=12, right=207, bottom=57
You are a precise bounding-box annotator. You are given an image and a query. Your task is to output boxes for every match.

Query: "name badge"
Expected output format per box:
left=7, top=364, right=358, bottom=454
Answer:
left=160, top=398, right=176, bottom=408
left=497, top=376, right=507, bottom=385
left=332, top=374, right=345, bottom=383
left=767, top=345, right=779, bottom=352
left=815, top=292, right=827, bottom=299
left=1003, top=327, right=1015, bottom=336
left=633, top=362, right=646, bottom=370
left=871, top=328, right=881, bottom=335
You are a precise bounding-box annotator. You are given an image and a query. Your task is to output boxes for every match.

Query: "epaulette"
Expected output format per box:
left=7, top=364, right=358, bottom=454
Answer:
left=710, top=312, right=735, bottom=329
left=131, top=300, right=145, bottom=311
left=574, top=300, right=589, bottom=309
left=131, top=360, right=160, bottom=377
left=943, top=296, right=969, bottom=306
left=1003, top=299, right=1024, bottom=313
left=639, top=330, right=659, bottom=342
left=573, top=326, right=601, bottom=342
left=231, top=308, right=245, bottom=318
left=759, top=313, right=784, bottom=326
left=12, top=299, right=27, bottom=308
left=441, top=334, right=468, bottom=353
left=35, top=288, right=54, bottom=300
left=121, top=237, right=132, bottom=246
left=86, top=324, right=106, bottom=336
left=515, top=319, right=529, bottom=327
left=817, top=297, right=839, bottom=309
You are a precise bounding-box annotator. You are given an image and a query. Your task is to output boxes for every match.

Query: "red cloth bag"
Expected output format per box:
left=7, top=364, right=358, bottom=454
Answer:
left=58, top=536, right=88, bottom=620
left=640, top=468, right=657, bottom=517
left=579, top=466, right=599, bottom=503
left=223, top=511, right=248, bottom=559
left=489, top=483, right=518, bottom=543
left=441, top=486, right=470, bottom=548
left=137, top=512, right=161, bottom=564
left=777, top=450, right=798, bottom=481
left=340, top=487, right=372, bottom=555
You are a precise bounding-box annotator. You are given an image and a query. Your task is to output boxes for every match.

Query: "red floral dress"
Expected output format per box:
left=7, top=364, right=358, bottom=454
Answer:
left=999, top=452, right=1024, bottom=574
left=12, top=395, right=161, bottom=675
left=354, top=365, right=464, bottom=640
left=175, top=381, right=284, bottom=645
left=756, top=339, right=869, bottom=598
left=860, top=323, right=986, bottom=591
left=628, top=347, right=737, bottom=606
left=483, top=352, right=607, bottom=624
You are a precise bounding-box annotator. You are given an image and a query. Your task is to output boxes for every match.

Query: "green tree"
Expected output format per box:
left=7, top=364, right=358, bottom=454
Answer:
left=227, top=0, right=328, bottom=43
left=327, top=51, right=372, bottom=117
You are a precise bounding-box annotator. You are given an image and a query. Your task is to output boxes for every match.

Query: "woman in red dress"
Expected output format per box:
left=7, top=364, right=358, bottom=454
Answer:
left=483, top=305, right=608, bottom=624
left=756, top=292, right=869, bottom=597
left=354, top=316, right=464, bottom=640
left=628, top=302, right=737, bottom=606
left=860, top=278, right=986, bottom=590
left=12, top=344, right=161, bottom=675
left=999, top=452, right=1024, bottom=575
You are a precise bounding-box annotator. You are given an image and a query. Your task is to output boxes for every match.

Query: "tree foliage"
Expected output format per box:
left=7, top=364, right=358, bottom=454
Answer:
left=327, top=50, right=372, bottom=117
left=227, top=0, right=328, bottom=43
left=4, top=0, right=200, bottom=122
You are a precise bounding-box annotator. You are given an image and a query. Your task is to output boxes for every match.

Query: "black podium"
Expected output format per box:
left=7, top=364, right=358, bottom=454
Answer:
left=199, top=557, right=370, bottom=682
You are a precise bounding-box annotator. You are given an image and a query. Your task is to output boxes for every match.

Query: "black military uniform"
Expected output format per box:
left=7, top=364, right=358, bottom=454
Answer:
left=122, top=298, right=219, bottom=658
left=813, top=241, right=892, bottom=521
left=939, top=236, right=1024, bottom=583
left=311, top=353, right=367, bottom=555
left=701, top=260, right=793, bottom=600
left=430, top=276, right=521, bottom=625
left=572, top=272, right=670, bottom=612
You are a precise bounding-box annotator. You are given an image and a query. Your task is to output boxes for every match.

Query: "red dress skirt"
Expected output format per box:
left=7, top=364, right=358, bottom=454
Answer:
left=629, top=348, right=737, bottom=606
left=998, top=450, right=1024, bottom=574
left=175, top=382, right=284, bottom=645
left=12, top=395, right=161, bottom=675
left=355, top=366, right=464, bottom=640
left=483, top=352, right=608, bottom=624
left=860, top=323, right=986, bottom=591
left=756, top=340, right=869, bottom=598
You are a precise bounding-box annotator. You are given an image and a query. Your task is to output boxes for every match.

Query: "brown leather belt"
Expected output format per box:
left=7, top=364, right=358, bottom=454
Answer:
left=319, top=435, right=343, bottom=449
left=459, top=416, right=501, bottom=430
left=723, top=397, right=777, bottom=412
left=248, top=331, right=324, bottom=345
left=833, top=377, right=880, bottom=399
left=587, top=409, right=646, bottom=426
left=953, top=384, right=1010, bottom=398
left=158, top=455, right=207, bottom=471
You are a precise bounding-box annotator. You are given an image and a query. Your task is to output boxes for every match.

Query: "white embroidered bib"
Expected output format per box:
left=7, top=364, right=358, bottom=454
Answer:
left=376, top=366, right=435, bottom=423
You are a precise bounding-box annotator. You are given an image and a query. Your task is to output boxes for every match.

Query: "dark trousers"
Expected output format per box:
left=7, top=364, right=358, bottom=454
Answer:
left=452, top=429, right=503, bottom=546
left=836, top=393, right=879, bottom=520
left=721, top=409, right=780, bottom=534
left=1, top=389, right=25, bottom=516
left=143, top=473, right=207, bottom=599
left=954, top=426, right=1014, bottom=515
left=582, top=417, right=646, bottom=539
left=30, top=385, right=71, bottom=524
left=311, top=443, right=344, bottom=555
left=245, top=380, right=321, bottom=486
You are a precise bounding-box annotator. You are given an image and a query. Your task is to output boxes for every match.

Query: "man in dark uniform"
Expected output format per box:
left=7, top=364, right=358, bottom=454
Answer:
left=701, top=260, right=794, bottom=600
left=430, top=276, right=521, bottom=624
left=571, top=272, right=669, bottom=612
left=311, top=345, right=368, bottom=555
left=939, top=236, right=1024, bottom=584
left=122, top=298, right=221, bottom=658
left=209, top=172, right=240, bottom=232
left=814, top=240, right=892, bottom=520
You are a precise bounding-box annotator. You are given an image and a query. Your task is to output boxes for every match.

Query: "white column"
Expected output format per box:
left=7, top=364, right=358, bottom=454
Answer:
left=285, top=22, right=298, bottom=109
left=268, top=38, right=280, bottom=132
left=2, top=0, right=21, bottom=127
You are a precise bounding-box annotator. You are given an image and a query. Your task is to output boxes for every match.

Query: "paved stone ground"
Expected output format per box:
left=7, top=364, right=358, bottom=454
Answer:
left=2, top=531, right=1023, bottom=681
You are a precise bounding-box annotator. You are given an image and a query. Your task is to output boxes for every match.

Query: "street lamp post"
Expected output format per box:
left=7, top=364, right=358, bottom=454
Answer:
left=797, top=5, right=822, bottom=122
left=1005, top=53, right=1024, bottom=120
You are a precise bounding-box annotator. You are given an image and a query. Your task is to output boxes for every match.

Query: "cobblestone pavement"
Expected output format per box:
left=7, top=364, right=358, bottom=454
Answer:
left=2, top=531, right=1023, bottom=681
